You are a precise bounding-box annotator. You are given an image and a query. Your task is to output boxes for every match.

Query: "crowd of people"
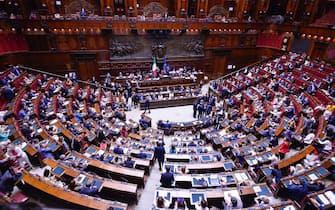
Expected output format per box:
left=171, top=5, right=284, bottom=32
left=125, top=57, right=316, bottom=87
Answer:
left=0, top=51, right=334, bottom=209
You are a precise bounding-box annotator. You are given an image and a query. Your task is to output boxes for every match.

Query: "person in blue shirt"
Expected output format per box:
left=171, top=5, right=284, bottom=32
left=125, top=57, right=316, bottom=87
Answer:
left=160, top=167, right=174, bottom=188
left=74, top=111, right=82, bottom=123
left=136, top=148, right=147, bottom=159
left=144, top=96, right=151, bottom=114
left=79, top=181, right=99, bottom=196
left=169, top=145, right=177, bottom=154
left=123, top=156, right=135, bottom=168
left=18, top=107, right=27, bottom=120
left=271, top=163, right=282, bottom=185
left=285, top=179, right=308, bottom=203
left=0, top=77, right=8, bottom=86
left=113, top=144, right=124, bottom=155
left=139, top=115, right=149, bottom=130
left=0, top=167, right=22, bottom=195
left=2, top=85, right=15, bottom=101
left=188, top=141, right=197, bottom=147
left=38, top=143, right=55, bottom=159
left=154, top=142, right=165, bottom=171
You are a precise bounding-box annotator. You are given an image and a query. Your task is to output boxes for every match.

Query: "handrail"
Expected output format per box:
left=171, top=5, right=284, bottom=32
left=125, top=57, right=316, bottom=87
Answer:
left=211, top=55, right=278, bottom=83
left=18, top=65, right=116, bottom=91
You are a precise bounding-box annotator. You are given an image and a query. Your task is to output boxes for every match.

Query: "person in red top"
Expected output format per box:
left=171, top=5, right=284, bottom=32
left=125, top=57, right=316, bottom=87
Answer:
left=279, top=139, right=290, bottom=159
left=120, top=126, right=128, bottom=138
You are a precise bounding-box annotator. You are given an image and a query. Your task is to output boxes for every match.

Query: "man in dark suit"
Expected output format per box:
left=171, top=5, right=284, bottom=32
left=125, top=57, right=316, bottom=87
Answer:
left=160, top=167, right=174, bottom=188
left=154, top=141, right=165, bottom=171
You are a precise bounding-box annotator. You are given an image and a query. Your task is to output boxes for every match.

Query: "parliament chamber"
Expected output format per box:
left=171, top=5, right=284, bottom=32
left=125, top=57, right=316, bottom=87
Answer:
left=0, top=0, right=335, bottom=210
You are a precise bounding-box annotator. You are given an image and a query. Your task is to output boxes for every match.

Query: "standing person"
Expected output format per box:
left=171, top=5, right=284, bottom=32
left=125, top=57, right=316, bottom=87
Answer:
left=144, top=95, right=151, bottom=114
left=154, top=141, right=165, bottom=171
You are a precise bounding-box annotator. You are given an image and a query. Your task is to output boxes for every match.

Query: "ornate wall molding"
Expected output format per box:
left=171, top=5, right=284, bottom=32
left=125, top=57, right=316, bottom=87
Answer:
left=65, top=0, right=95, bottom=15
left=143, top=2, right=167, bottom=17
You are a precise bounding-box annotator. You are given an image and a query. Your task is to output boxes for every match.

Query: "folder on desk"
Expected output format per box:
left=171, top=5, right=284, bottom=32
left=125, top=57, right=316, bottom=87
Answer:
left=235, top=173, right=243, bottom=182
left=325, top=191, right=335, bottom=205
left=263, top=167, right=272, bottom=176
left=190, top=192, right=205, bottom=205
left=223, top=162, right=234, bottom=171
left=77, top=174, right=87, bottom=184
left=52, top=166, right=65, bottom=176
left=298, top=176, right=308, bottom=183
left=253, top=186, right=261, bottom=193
left=97, top=150, right=105, bottom=156
left=241, top=173, right=249, bottom=180
left=316, top=167, right=329, bottom=177
left=48, top=143, right=59, bottom=152
left=316, top=194, right=330, bottom=206
left=86, top=147, right=96, bottom=154
left=208, top=175, right=219, bottom=185
left=92, top=180, right=103, bottom=191
left=307, top=172, right=319, bottom=181
left=145, top=153, right=153, bottom=159
left=255, top=185, right=271, bottom=196
left=201, top=155, right=211, bottom=162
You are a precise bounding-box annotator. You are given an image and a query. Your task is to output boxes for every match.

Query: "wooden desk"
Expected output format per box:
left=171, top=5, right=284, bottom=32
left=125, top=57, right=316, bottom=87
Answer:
left=85, top=145, right=151, bottom=174
left=155, top=183, right=271, bottom=208
left=306, top=187, right=335, bottom=210
left=278, top=145, right=315, bottom=169
left=71, top=152, right=145, bottom=186
left=128, top=133, right=142, bottom=141
left=21, top=170, right=128, bottom=210
left=43, top=158, right=138, bottom=202
left=139, top=96, right=198, bottom=110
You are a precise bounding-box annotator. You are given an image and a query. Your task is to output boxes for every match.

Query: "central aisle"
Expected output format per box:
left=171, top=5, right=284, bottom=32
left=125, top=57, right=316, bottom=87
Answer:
left=127, top=105, right=195, bottom=210
left=128, top=84, right=209, bottom=209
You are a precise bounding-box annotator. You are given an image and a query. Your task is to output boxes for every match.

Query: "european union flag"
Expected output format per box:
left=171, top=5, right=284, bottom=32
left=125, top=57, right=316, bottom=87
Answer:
left=163, top=56, right=168, bottom=74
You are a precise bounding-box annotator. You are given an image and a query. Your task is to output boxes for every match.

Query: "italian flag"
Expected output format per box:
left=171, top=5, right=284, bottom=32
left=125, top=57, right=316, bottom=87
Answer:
left=152, top=57, right=157, bottom=77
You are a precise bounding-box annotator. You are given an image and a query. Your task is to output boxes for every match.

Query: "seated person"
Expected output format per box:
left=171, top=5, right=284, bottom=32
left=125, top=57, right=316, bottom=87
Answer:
left=316, top=138, right=332, bottom=153
left=123, top=156, right=135, bottom=168
left=155, top=196, right=171, bottom=209
left=285, top=179, right=308, bottom=203
left=136, top=148, right=147, bottom=159
left=139, top=116, right=149, bottom=129
left=290, top=163, right=305, bottom=176
left=195, top=199, right=209, bottom=210
left=303, top=150, right=320, bottom=168
left=173, top=198, right=189, bottom=210
left=302, top=180, right=325, bottom=192
left=254, top=195, right=270, bottom=206
left=270, top=163, right=282, bottom=185
left=223, top=192, right=243, bottom=209
left=79, top=180, right=99, bottom=196
left=38, top=142, right=55, bottom=159
left=0, top=167, right=22, bottom=195
left=113, top=144, right=124, bottom=155
left=160, top=167, right=174, bottom=188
